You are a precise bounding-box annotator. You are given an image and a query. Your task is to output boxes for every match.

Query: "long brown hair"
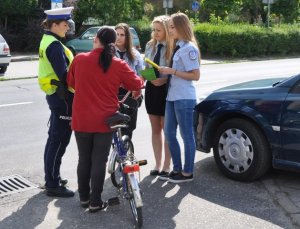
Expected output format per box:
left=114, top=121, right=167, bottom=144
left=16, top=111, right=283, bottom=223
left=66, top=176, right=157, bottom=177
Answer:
left=146, top=15, right=172, bottom=63
left=115, top=23, right=135, bottom=63
left=171, top=12, right=200, bottom=61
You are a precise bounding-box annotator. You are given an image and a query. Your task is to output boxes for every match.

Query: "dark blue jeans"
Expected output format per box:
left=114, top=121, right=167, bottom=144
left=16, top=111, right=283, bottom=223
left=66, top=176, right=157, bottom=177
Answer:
left=44, top=92, right=73, bottom=188
left=164, top=100, right=196, bottom=174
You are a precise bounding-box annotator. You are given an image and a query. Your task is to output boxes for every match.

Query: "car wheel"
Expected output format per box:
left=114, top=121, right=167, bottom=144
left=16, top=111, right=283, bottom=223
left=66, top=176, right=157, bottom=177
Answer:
left=0, top=66, right=7, bottom=74
left=213, top=118, right=271, bottom=181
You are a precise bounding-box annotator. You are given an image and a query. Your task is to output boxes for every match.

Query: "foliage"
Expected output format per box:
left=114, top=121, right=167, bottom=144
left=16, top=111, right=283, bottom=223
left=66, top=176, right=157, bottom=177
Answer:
left=194, top=23, right=300, bottom=57
left=74, top=0, right=143, bottom=27
left=0, top=0, right=38, bottom=30
left=130, top=17, right=152, bottom=52
left=272, top=0, right=300, bottom=23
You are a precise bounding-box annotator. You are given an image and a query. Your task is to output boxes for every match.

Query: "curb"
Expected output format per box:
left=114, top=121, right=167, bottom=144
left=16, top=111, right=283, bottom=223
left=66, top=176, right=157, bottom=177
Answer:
left=11, top=56, right=39, bottom=62
left=262, top=179, right=300, bottom=228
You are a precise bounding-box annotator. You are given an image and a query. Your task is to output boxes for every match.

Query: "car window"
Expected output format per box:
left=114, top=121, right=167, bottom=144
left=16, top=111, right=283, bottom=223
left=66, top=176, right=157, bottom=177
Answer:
left=0, top=34, right=5, bottom=43
left=130, top=28, right=138, bottom=39
left=290, top=81, right=300, bottom=93
left=81, top=28, right=98, bottom=40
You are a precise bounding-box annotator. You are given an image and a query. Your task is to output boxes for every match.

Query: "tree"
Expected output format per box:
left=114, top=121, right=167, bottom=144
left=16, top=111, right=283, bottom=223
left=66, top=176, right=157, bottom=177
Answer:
left=272, top=0, right=300, bottom=23
left=0, top=0, right=37, bottom=30
left=74, top=0, right=143, bottom=28
left=201, top=0, right=240, bottom=20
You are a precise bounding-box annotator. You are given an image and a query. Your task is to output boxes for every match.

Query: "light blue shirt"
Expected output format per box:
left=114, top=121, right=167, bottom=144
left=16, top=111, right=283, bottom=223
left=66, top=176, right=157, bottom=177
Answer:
left=167, top=40, right=200, bottom=101
left=115, top=47, right=144, bottom=75
left=144, top=41, right=168, bottom=78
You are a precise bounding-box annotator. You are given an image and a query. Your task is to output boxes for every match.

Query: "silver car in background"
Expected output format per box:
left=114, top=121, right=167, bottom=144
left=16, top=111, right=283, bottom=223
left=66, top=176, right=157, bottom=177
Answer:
left=0, top=34, right=11, bottom=74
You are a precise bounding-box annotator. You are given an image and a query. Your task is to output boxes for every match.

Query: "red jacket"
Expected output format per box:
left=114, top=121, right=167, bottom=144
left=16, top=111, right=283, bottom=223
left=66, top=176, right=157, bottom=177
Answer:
left=67, top=48, right=144, bottom=133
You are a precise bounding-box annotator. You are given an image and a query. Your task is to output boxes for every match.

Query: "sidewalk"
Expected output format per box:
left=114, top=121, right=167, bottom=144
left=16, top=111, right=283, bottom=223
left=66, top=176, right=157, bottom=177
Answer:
left=10, top=54, right=222, bottom=65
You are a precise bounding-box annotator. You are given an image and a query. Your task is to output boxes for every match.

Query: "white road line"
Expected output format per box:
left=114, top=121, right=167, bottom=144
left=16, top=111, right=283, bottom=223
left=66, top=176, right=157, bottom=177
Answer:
left=0, top=102, right=33, bottom=108
left=195, top=80, right=227, bottom=85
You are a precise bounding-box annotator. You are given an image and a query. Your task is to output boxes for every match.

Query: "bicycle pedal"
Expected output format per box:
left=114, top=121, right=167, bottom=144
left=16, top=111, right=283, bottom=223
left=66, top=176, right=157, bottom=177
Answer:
left=138, top=160, right=147, bottom=166
left=108, top=197, right=120, bottom=206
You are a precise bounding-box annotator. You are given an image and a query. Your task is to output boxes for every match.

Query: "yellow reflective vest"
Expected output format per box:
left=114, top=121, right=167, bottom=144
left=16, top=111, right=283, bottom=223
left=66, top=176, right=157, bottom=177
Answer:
left=38, top=34, right=74, bottom=95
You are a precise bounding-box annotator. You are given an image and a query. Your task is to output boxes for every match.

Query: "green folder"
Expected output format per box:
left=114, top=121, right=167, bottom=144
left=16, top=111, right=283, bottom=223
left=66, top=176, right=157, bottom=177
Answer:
left=139, top=68, right=157, bottom=81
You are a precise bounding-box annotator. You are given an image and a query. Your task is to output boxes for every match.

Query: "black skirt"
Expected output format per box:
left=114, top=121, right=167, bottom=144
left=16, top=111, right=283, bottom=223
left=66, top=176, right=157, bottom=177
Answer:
left=145, top=81, right=167, bottom=116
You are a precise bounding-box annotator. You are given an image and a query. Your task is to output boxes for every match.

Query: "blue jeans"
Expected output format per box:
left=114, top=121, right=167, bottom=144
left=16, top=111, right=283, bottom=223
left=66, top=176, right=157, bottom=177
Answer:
left=164, top=100, right=196, bottom=174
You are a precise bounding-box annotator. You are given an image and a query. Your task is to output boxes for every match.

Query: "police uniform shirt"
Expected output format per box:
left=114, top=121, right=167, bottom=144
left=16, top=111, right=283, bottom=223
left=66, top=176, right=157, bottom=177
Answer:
left=144, top=41, right=168, bottom=78
left=115, top=48, right=144, bottom=75
left=167, top=40, right=200, bottom=101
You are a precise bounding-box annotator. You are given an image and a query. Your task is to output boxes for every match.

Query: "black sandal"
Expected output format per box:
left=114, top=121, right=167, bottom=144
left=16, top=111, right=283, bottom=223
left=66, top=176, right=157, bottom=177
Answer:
left=150, top=170, right=159, bottom=176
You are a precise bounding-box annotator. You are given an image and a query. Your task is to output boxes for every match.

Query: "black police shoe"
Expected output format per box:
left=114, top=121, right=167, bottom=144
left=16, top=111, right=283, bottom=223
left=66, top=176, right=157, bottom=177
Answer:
left=46, top=185, right=74, bottom=198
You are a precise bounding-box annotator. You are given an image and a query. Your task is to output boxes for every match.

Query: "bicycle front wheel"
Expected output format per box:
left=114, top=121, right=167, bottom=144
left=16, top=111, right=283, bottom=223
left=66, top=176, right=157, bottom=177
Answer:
left=111, top=138, right=134, bottom=188
left=127, top=174, right=143, bottom=228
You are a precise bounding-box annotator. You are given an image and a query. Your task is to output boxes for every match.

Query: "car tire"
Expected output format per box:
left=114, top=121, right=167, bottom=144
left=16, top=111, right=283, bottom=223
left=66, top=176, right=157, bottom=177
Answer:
left=213, top=118, right=271, bottom=181
left=0, top=66, right=7, bottom=74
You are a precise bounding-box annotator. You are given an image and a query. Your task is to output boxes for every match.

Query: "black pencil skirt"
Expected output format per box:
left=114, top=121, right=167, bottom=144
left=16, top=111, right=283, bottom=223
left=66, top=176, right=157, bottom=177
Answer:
left=145, top=81, right=167, bottom=116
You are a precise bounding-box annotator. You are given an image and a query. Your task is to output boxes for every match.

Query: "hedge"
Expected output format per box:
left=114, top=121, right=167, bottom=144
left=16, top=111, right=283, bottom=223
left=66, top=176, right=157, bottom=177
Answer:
left=135, top=23, right=300, bottom=58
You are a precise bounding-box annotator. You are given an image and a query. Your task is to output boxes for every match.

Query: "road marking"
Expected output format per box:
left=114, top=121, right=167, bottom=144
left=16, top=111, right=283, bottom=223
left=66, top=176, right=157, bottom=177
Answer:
left=195, top=80, right=227, bottom=85
left=0, top=102, right=33, bottom=108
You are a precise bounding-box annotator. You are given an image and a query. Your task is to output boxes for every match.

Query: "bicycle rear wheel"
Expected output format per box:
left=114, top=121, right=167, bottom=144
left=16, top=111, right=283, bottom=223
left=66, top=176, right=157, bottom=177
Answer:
left=111, top=138, right=134, bottom=188
left=127, top=175, right=143, bottom=227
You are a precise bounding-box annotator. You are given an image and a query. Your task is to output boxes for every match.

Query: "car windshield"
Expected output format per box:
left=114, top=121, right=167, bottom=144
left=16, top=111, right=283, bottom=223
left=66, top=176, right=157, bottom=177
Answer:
left=0, top=35, right=5, bottom=43
left=81, top=28, right=99, bottom=39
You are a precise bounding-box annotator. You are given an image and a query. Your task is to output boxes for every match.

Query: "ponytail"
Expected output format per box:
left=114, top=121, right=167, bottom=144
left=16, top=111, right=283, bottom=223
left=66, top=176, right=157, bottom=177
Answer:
left=96, top=27, right=117, bottom=73
left=99, top=43, right=115, bottom=73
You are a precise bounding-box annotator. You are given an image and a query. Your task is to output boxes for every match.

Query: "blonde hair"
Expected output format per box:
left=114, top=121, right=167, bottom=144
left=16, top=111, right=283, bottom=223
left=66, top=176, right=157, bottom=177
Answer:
left=171, top=12, right=200, bottom=61
left=146, top=15, right=173, bottom=63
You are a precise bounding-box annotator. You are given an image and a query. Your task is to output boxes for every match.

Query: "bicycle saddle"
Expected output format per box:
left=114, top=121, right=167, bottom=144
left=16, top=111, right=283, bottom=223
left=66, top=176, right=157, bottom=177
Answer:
left=106, top=112, right=131, bottom=126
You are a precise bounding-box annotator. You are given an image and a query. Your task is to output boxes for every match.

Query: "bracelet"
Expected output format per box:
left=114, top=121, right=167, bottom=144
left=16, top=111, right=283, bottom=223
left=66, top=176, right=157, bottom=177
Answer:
left=174, top=69, right=177, bottom=75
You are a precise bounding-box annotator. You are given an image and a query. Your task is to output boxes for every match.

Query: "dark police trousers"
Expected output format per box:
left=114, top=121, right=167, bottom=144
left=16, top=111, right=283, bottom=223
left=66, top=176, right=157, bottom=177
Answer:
left=44, top=91, right=73, bottom=188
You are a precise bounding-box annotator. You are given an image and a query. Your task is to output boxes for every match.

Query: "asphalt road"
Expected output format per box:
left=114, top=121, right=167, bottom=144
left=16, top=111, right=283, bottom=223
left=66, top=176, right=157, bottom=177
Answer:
left=0, top=59, right=300, bottom=228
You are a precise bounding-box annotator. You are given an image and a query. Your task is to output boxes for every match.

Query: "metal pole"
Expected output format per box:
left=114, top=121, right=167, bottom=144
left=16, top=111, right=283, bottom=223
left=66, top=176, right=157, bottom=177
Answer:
left=165, top=0, right=168, bottom=15
left=267, top=0, right=270, bottom=27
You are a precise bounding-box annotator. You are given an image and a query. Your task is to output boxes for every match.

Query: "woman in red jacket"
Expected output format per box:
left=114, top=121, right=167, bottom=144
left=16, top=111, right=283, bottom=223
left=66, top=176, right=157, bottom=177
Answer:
left=67, top=26, right=144, bottom=213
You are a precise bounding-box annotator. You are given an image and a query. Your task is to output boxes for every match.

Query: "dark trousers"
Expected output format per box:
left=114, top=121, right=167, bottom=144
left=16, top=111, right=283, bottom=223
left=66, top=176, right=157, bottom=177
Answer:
left=75, top=131, right=113, bottom=206
left=44, top=92, right=73, bottom=188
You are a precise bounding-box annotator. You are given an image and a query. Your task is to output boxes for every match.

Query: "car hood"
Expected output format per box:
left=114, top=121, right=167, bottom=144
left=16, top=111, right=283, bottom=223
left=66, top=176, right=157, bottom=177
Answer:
left=216, top=78, right=286, bottom=92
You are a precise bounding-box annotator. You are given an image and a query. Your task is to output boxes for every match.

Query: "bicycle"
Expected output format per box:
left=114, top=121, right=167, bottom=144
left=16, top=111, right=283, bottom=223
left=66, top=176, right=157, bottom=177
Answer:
left=106, top=92, right=147, bottom=228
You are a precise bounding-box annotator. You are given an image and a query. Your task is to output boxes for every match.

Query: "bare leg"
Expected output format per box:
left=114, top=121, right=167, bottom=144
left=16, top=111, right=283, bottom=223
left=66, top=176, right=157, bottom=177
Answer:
left=149, top=114, right=164, bottom=170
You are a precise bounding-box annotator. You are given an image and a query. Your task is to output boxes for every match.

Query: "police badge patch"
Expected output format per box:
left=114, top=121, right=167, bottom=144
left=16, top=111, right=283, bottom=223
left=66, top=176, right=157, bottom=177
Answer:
left=189, top=50, right=197, bottom=60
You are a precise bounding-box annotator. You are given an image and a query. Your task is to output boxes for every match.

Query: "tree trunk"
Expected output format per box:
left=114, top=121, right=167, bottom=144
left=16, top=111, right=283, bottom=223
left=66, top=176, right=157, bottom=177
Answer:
left=5, top=16, right=7, bottom=30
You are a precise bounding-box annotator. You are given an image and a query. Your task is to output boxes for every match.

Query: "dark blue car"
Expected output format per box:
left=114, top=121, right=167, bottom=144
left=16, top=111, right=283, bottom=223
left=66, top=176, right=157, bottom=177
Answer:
left=194, top=74, right=300, bottom=181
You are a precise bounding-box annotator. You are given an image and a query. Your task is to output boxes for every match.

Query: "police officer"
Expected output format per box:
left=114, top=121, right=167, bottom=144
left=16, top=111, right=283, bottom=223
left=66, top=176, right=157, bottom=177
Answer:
left=38, top=7, right=75, bottom=197
left=158, top=12, right=200, bottom=184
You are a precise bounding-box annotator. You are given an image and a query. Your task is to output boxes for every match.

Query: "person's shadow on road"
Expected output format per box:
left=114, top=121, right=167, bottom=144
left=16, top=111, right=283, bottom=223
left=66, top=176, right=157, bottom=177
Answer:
left=54, top=157, right=293, bottom=229
left=0, top=191, right=52, bottom=229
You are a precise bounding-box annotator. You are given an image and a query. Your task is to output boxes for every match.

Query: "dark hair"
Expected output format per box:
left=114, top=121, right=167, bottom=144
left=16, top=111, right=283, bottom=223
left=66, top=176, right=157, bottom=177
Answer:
left=115, top=23, right=135, bottom=63
left=41, top=19, right=67, bottom=30
left=97, top=26, right=116, bottom=73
